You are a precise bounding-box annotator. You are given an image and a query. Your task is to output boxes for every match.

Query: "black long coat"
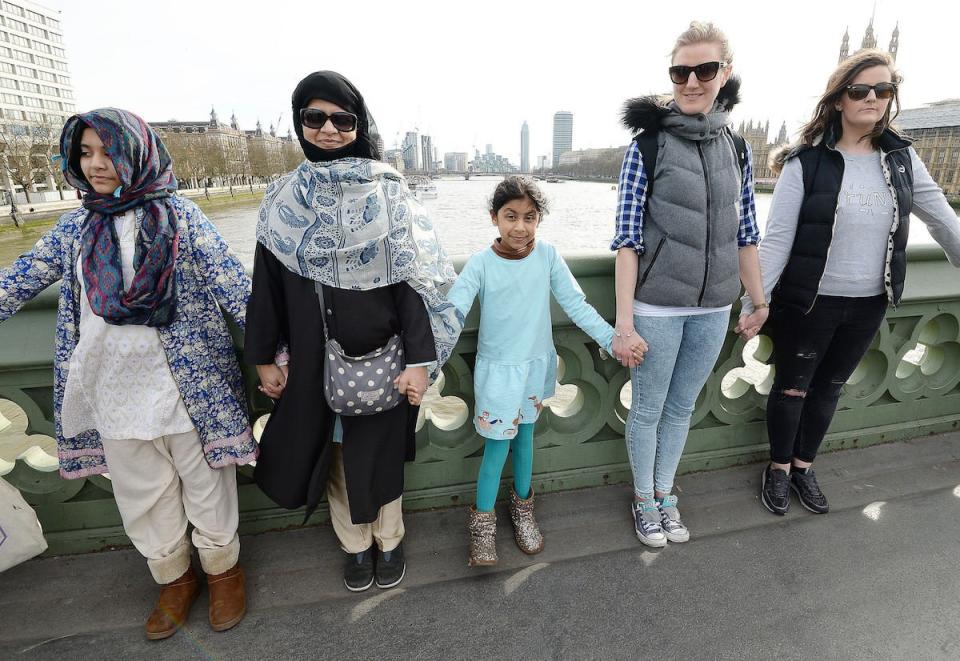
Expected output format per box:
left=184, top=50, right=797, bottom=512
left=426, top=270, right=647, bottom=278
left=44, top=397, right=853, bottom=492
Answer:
left=245, top=244, right=436, bottom=523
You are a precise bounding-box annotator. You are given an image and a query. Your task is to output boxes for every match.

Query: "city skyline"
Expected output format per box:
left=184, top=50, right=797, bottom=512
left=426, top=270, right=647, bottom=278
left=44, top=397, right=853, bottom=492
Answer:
left=32, top=0, right=960, bottom=168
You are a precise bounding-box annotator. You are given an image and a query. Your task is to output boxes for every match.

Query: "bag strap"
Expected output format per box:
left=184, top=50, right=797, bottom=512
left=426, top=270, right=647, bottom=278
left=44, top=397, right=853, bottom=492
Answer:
left=633, top=130, right=659, bottom=207
left=314, top=281, right=330, bottom=341
left=726, top=127, right=748, bottom=179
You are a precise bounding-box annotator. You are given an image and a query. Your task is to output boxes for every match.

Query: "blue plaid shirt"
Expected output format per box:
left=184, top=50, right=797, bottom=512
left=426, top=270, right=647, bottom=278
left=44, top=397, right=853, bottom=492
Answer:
left=611, top=139, right=760, bottom=254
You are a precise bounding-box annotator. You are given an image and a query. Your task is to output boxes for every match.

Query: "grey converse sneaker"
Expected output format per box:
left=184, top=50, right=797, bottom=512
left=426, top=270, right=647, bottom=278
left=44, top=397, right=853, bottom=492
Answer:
left=656, top=494, right=690, bottom=543
left=631, top=500, right=667, bottom=548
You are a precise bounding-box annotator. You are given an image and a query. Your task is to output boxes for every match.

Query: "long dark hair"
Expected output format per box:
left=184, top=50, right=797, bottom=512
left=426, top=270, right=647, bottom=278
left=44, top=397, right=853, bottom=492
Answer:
left=773, top=49, right=903, bottom=175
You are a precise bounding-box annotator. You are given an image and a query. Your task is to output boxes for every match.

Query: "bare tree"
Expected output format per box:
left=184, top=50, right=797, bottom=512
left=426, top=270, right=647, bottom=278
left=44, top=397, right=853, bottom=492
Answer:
left=247, top=140, right=271, bottom=184
left=163, top=131, right=207, bottom=192
left=202, top=136, right=228, bottom=194
left=267, top=142, right=284, bottom=179
left=0, top=123, right=47, bottom=207
left=282, top=140, right=302, bottom=172
left=36, top=122, right=69, bottom=200
left=216, top=135, right=244, bottom=197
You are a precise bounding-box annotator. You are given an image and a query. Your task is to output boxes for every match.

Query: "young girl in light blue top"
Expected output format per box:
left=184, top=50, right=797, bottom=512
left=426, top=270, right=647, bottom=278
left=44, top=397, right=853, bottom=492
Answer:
left=447, top=176, right=643, bottom=566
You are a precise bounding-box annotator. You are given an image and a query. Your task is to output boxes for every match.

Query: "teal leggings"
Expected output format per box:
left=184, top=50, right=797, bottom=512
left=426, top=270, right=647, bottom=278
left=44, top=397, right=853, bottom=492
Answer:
left=475, top=423, right=534, bottom=512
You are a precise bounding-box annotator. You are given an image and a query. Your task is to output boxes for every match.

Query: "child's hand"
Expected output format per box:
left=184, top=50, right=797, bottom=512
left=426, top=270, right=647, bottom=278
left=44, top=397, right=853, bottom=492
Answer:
left=256, top=363, right=289, bottom=399
left=395, top=366, right=428, bottom=406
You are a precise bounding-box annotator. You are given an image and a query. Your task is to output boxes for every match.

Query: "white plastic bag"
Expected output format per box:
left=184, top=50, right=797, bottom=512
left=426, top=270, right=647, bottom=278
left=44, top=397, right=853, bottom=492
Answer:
left=0, top=476, right=48, bottom=573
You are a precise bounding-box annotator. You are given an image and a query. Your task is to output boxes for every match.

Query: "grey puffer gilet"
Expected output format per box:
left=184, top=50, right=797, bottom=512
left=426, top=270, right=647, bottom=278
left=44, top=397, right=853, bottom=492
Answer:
left=621, top=79, right=744, bottom=308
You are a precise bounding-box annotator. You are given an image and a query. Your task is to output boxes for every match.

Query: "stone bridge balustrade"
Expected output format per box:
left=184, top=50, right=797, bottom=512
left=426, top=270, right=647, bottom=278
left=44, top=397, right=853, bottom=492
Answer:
left=2, top=247, right=960, bottom=554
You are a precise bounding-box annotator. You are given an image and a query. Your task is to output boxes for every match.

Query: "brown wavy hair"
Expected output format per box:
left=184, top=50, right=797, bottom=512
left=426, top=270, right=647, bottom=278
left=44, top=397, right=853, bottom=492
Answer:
left=772, top=49, right=903, bottom=175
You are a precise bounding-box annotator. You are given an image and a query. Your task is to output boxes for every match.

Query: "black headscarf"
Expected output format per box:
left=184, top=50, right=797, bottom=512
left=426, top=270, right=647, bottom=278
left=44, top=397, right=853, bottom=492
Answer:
left=291, top=71, right=381, bottom=162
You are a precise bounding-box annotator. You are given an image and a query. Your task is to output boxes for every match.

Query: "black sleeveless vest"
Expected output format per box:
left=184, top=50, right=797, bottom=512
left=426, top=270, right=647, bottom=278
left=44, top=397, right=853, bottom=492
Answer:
left=772, top=129, right=914, bottom=313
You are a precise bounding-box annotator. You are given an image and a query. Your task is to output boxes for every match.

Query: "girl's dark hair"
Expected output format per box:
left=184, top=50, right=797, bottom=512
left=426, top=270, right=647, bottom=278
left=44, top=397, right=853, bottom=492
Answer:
left=68, top=119, right=90, bottom=183
left=490, top=175, right=550, bottom=217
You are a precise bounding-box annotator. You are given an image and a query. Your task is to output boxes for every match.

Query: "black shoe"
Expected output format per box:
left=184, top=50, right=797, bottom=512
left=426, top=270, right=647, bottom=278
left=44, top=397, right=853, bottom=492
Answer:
left=791, top=468, right=829, bottom=514
left=375, top=543, right=405, bottom=589
left=761, top=464, right=790, bottom=515
left=343, top=547, right=375, bottom=592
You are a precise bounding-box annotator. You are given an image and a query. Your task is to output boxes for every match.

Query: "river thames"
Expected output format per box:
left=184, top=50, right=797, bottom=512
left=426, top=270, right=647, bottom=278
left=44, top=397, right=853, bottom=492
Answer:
left=0, top=177, right=952, bottom=268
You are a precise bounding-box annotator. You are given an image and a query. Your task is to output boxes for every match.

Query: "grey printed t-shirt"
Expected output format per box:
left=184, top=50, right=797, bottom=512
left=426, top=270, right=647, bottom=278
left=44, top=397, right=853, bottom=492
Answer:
left=820, top=151, right=892, bottom=297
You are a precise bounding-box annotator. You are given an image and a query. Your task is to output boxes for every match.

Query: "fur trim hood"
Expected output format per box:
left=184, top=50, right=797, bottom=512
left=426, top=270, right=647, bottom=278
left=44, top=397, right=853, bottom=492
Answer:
left=621, top=76, right=742, bottom=134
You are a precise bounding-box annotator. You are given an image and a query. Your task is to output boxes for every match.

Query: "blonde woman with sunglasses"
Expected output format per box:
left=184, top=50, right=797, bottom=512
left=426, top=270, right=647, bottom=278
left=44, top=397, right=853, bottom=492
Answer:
left=611, top=22, right=765, bottom=547
left=745, top=50, right=960, bottom=516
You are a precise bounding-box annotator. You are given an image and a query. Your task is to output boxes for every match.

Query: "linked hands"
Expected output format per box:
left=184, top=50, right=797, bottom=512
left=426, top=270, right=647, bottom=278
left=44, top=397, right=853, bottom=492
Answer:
left=735, top=307, right=770, bottom=341
left=611, top=324, right=649, bottom=368
left=256, top=363, right=289, bottom=399
left=395, top=365, right=429, bottom=406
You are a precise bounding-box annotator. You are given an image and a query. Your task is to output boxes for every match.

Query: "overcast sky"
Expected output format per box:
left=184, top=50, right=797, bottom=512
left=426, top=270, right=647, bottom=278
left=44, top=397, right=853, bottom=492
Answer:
left=44, top=0, right=959, bottom=165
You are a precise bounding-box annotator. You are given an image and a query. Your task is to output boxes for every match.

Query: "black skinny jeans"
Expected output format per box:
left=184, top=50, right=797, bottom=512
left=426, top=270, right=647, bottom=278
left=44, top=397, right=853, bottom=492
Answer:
left=766, top=295, right=887, bottom=465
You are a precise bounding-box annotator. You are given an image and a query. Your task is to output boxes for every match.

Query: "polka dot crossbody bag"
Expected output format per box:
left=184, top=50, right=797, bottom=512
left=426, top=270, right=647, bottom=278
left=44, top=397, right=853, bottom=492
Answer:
left=316, top=282, right=405, bottom=416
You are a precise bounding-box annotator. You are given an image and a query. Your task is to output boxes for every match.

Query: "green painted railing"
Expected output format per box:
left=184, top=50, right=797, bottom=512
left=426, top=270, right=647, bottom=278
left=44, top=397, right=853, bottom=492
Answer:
left=2, top=247, right=959, bottom=554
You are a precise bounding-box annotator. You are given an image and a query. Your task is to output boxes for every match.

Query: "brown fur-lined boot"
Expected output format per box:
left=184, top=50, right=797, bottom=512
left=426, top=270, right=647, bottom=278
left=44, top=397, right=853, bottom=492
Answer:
left=206, top=563, right=246, bottom=632
left=145, top=566, right=200, bottom=640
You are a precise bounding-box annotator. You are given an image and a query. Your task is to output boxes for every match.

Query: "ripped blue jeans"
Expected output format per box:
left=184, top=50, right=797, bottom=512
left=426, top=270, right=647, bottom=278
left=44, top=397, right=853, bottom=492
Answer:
left=766, top=295, right=887, bottom=464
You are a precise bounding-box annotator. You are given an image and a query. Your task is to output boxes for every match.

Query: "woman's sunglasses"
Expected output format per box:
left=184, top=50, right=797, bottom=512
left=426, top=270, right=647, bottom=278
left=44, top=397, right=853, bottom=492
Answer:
left=668, top=61, right=727, bottom=85
left=299, top=108, right=358, bottom=132
left=845, top=83, right=897, bottom=101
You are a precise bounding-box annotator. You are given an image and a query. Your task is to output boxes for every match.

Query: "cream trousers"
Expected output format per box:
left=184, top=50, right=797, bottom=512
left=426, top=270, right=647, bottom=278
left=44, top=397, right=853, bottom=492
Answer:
left=326, top=443, right=404, bottom=554
left=101, top=429, right=239, bottom=584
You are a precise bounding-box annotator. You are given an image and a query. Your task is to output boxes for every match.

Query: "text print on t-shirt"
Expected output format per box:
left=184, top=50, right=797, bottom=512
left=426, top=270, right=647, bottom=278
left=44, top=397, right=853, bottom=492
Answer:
left=841, top=186, right=891, bottom=215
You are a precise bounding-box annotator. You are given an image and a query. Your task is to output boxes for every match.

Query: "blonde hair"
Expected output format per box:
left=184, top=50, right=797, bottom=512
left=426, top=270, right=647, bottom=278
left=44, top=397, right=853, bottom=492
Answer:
left=671, top=21, right=733, bottom=64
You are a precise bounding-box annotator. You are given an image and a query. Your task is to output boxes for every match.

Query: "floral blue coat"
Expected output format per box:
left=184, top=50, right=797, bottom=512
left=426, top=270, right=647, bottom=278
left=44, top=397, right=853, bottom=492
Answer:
left=0, top=196, right=256, bottom=478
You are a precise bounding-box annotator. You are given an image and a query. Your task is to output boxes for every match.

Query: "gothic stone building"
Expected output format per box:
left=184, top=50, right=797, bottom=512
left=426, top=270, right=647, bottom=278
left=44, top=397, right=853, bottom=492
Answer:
left=897, top=100, right=960, bottom=198
left=737, top=120, right=788, bottom=181
left=839, top=17, right=899, bottom=63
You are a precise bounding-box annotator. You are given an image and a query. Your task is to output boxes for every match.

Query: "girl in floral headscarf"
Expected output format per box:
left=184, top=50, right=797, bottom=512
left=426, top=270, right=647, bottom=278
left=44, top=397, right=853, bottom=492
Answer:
left=0, top=108, right=252, bottom=640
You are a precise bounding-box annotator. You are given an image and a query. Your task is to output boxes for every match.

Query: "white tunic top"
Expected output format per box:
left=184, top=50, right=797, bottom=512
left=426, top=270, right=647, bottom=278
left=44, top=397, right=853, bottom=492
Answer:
left=60, top=210, right=194, bottom=441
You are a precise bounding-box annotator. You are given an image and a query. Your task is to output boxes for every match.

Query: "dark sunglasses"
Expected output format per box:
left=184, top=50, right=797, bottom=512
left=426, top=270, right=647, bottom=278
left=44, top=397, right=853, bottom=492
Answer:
left=845, top=82, right=897, bottom=101
left=299, top=108, right=358, bottom=132
left=668, top=61, right=727, bottom=85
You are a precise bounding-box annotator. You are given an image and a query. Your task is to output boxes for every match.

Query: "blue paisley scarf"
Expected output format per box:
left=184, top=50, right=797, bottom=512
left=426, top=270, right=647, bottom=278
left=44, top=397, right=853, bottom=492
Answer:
left=256, top=158, right=460, bottom=380
left=61, top=108, right=179, bottom=326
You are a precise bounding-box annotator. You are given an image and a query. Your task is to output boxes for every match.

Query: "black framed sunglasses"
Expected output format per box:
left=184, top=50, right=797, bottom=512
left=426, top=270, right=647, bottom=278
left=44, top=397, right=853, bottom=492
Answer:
left=668, top=61, right=727, bottom=85
left=845, top=82, right=897, bottom=101
left=299, top=108, right=358, bottom=132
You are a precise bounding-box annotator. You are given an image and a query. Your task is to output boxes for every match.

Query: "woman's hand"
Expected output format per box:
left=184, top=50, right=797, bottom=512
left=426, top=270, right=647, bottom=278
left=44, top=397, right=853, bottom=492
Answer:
left=395, top=366, right=429, bottom=406
left=734, top=307, right=770, bottom=341
left=256, top=363, right=289, bottom=399
left=612, top=324, right=648, bottom=368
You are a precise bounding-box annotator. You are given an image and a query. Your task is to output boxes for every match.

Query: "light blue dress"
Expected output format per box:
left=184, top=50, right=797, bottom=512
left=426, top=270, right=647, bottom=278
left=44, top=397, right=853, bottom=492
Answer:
left=447, top=241, right=614, bottom=440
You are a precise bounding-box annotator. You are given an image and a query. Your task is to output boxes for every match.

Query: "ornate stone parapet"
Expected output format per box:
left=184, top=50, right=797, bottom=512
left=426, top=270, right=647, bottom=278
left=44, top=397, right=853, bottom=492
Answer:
left=3, top=247, right=960, bottom=554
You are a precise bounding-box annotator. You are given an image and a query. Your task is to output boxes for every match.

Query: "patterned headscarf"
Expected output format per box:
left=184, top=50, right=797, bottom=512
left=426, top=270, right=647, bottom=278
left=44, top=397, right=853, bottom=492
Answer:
left=257, top=158, right=461, bottom=381
left=60, top=108, right=180, bottom=326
